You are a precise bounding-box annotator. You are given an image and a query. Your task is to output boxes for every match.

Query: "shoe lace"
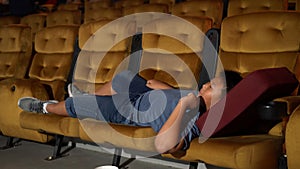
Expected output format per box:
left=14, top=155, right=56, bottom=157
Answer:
left=30, top=100, right=44, bottom=113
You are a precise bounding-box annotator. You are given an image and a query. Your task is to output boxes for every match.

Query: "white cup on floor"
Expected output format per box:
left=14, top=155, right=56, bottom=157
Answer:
left=94, top=165, right=119, bottom=169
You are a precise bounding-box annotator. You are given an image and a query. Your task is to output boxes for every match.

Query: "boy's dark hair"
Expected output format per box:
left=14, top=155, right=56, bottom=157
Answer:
left=224, top=70, right=243, bottom=92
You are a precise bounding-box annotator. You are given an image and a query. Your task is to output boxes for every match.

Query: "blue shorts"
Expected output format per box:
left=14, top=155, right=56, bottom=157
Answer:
left=65, top=70, right=152, bottom=122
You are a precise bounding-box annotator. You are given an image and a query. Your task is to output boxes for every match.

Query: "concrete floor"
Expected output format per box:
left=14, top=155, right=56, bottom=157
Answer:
left=0, top=135, right=207, bottom=169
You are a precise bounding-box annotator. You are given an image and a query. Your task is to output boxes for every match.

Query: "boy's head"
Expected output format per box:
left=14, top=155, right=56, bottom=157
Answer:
left=199, top=70, right=242, bottom=108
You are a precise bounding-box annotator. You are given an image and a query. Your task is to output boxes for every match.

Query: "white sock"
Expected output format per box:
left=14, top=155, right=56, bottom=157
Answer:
left=43, top=103, right=49, bottom=114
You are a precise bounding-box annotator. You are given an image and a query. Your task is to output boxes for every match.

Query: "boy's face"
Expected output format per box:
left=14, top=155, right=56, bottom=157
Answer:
left=198, top=76, right=225, bottom=107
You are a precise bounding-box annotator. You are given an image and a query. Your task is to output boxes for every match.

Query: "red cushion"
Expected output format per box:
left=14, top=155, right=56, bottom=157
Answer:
left=196, top=67, right=299, bottom=137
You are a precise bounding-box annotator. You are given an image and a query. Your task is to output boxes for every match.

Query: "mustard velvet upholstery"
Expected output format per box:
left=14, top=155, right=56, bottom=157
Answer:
left=20, top=13, right=47, bottom=43
left=75, top=19, right=135, bottom=92
left=113, top=0, right=145, bottom=9
left=171, top=0, right=224, bottom=28
left=46, top=10, right=82, bottom=27
left=0, top=16, right=20, bottom=26
left=149, top=0, right=176, bottom=13
left=20, top=113, right=80, bottom=137
left=286, top=104, right=300, bottom=169
left=79, top=118, right=157, bottom=152
left=84, top=7, right=122, bottom=24
left=122, top=4, right=169, bottom=15
left=0, top=78, right=52, bottom=143
left=29, top=25, right=79, bottom=101
left=219, top=11, right=300, bottom=82
left=139, top=16, right=210, bottom=89
left=0, top=24, right=32, bottom=80
left=122, top=4, right=170, bottom=29
left=227, top=0, right=288, bottom=17
left=84, top=0, right=113, bottom=12
left=163, top=135, right=283, bottom=169
left=57, top=3, right=80, bottom=11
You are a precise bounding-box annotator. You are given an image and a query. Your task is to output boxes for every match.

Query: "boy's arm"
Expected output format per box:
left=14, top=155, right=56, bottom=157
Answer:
left=154, top=93, right=200, bottom=153
left=146, top=79, right=174, bottom=90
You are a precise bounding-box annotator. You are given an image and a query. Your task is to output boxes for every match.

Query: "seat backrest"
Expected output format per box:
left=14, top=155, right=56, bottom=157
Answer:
left=73, top=19, right=136, bottom=93
left=84, top=7, right=122, bottom=23
left=219, top=11, right=300, bottom=91
left=28, top=25, right=79, bottom=100
left=0, top=16, right=20, bottom=26
left=114, top=0, right=145, bottom=9
left=149, top=0, right=176, bottom=13
left=0, top=24, right=32, bottom=80
left=139, top=15, right=213, bottom=89
left=57, top=3, right=80, bottom=11
left=46, top=10, right=81, bottom=27
left=84, top=0, right=112, bottom=11
left=20, top=13, right=47, bottom=43
left=122, top=4, right=170, bottom=29
left=172, top=0, right=224, bottom=29
left=227, top=0, right=288, bottom=17
left=122, top=3, right=170, bottom=15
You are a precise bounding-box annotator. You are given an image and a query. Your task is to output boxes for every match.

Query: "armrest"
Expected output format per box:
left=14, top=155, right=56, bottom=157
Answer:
left=286, top=104, right=300, bottom=168
left=257, top=101, right=287, bottom=121
left=274, top=96, right=300, bottom=115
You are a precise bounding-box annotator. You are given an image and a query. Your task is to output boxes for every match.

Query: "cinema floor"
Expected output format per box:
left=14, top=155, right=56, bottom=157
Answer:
left=0, top=135, right=208, bottom=169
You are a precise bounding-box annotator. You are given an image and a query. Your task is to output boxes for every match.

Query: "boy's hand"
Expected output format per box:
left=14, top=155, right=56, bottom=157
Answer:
left=181, top=93, right=200, bottom=110
left=146, top=79, right=173, bottom=90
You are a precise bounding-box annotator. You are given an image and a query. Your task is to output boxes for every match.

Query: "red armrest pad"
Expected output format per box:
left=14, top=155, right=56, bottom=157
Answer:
left=196, top=67, right=299, bottom=137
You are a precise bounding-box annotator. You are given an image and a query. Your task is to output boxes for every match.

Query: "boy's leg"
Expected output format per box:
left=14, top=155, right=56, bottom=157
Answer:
left=46, top=101, right=69, bottom=116
left=112, top=70, right=151, bottom=97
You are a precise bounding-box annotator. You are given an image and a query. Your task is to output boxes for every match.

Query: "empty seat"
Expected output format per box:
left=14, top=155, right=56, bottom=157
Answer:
left=0, top=15, right=20, bottom=26
left=219, top=11, right=300, bottom=83
left=46, top=10, right=82, bottom=27
left=172, top=0, right=224, bottom=28
left=113, top=0, right=145, bottom=9
left=122, top=4, right=170, bottom=29
left=57, top=3, right=81, bottom=11
left=74, top=19, right=135, bottom=92
left=227, top=0, right=288, bottom=17
left=122, top=3, right=170, bottom=15
left=149, top=0, right=176, bottom=13
left=0, top=24, right=32, bottom=80
left=20, top=13, right=47, bottom=43
left=29, top=25, right=79, bottom=101
left=84, top=0, right=112, bottom=11
left=84, top=7, right=122, bottom=23
left=286, top=103, right=300, bottom=169
left=0, top=25, right=79, bottom=148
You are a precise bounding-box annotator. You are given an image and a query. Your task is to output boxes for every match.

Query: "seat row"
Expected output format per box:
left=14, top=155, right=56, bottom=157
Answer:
left=1, top=0, right=293, bottom=28
left=1, top=11, right=300, bottom=169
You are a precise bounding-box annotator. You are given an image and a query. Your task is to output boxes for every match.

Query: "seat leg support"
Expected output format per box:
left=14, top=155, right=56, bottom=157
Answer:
left=119, top=154, right=136, bottom=169
left=45, top=135, right=76, bottom=161
left=189, top=162, right=198, bottom=169
left=112, top=148, right=122, bottom=167
left=111, top=148, right=137, bottom=169
left=0, top=137, right=21, bottom=150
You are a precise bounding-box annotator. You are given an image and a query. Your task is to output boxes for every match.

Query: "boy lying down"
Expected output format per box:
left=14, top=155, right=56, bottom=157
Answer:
left=18, top=70, right=242, bottom=154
